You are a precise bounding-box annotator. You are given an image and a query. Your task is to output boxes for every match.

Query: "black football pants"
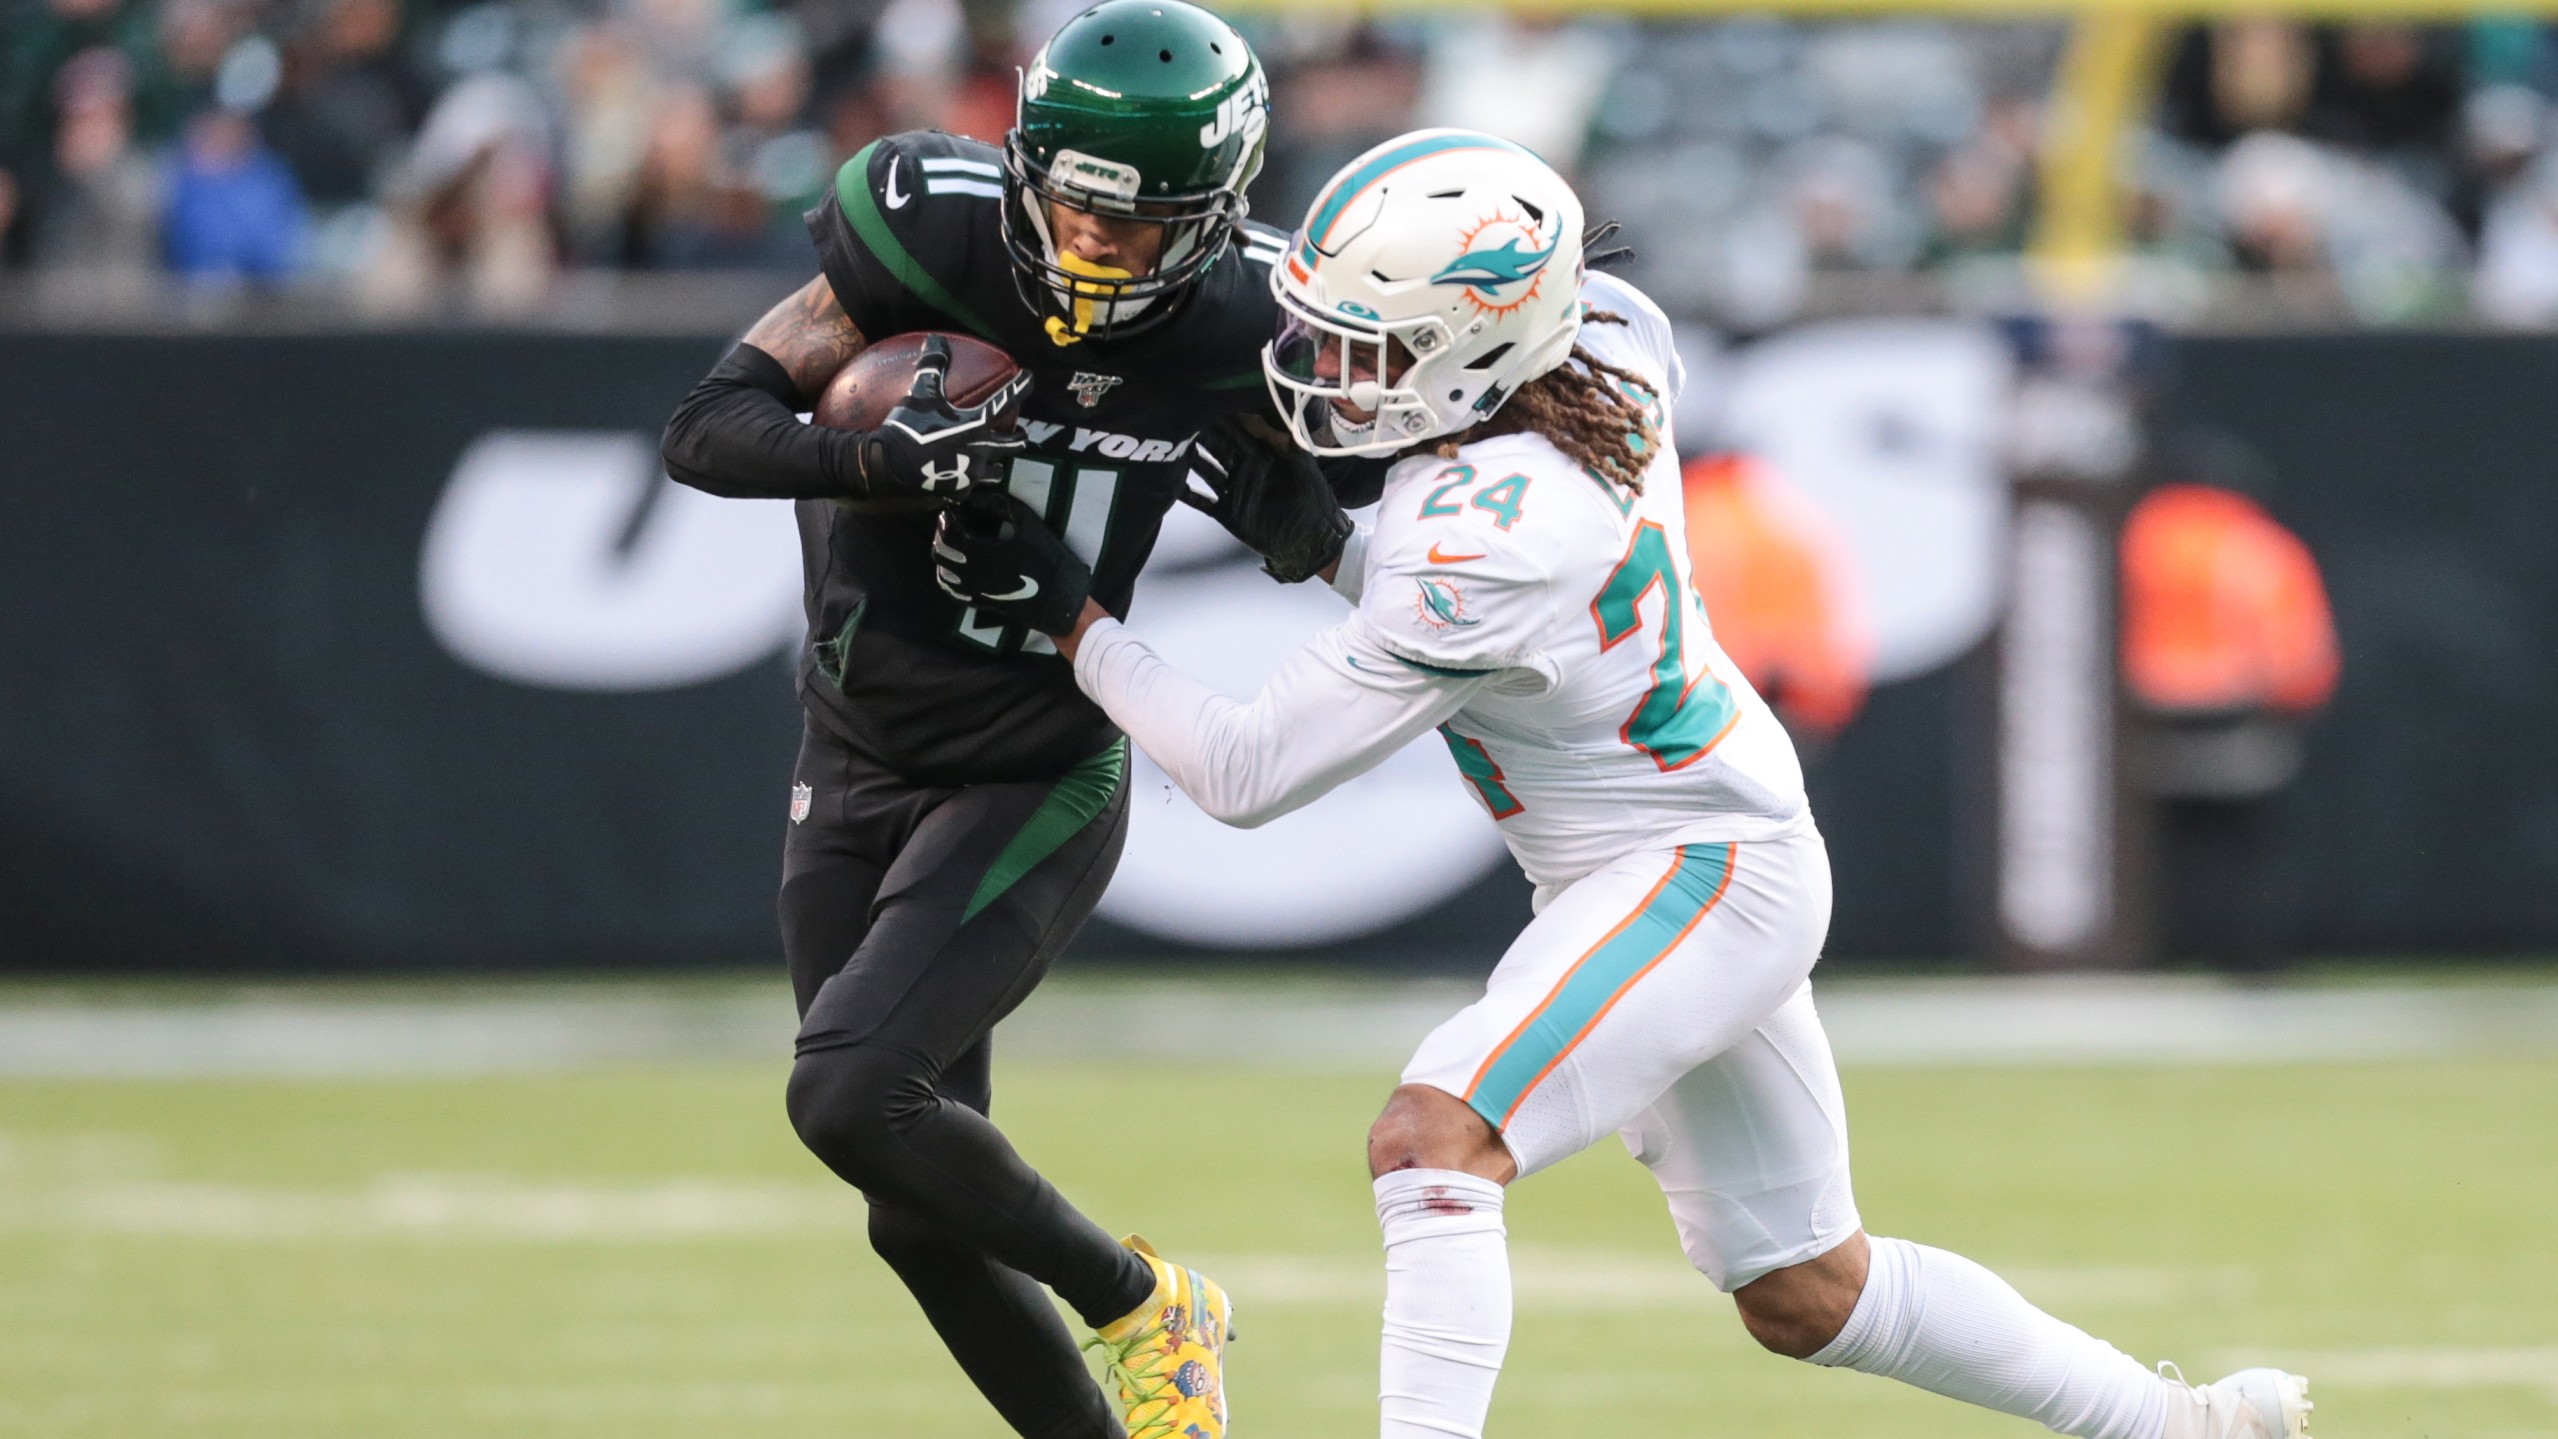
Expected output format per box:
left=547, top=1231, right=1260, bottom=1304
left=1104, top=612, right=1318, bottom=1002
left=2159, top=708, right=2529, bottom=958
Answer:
left=779, top=719, right=1151, bottom=1439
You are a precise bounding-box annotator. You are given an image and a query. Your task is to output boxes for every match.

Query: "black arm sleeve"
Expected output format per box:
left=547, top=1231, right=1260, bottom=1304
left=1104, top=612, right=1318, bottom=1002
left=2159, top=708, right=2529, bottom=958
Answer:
left=661, top=343, right=867, bottom=501
left=1317, top=455, right=1391, bottom=511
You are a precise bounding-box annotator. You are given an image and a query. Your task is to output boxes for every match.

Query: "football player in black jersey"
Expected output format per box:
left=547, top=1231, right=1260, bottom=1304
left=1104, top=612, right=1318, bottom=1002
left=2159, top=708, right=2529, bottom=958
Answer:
left=657, top=4, right=1355, bottom=1437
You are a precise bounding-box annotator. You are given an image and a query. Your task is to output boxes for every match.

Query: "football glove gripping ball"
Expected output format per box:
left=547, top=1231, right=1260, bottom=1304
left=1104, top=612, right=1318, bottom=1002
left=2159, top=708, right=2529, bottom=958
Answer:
left=933, top=496, right=1095, bottom=637
left=859, top=336, right=1032, bottom=500
left=1186, top=412, right=1354, bottom=585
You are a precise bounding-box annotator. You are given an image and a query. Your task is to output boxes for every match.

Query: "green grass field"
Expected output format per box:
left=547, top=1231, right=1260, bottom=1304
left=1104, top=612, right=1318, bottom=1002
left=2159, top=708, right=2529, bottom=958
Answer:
left=2, top=1019, right=2553, bottom=1437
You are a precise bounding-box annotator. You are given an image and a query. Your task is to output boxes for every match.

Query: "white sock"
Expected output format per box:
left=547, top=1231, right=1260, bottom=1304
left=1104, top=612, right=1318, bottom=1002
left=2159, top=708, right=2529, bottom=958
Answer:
left=1374, top=1169, right=1511, bottom=1439
left=1810, top=1237, right=2170, bottom=1439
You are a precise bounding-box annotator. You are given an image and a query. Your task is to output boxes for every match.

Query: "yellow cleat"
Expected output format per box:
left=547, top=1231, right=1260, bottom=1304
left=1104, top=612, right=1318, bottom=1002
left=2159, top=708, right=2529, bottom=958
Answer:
left=1086, top=1235, right=1234, bottom=1439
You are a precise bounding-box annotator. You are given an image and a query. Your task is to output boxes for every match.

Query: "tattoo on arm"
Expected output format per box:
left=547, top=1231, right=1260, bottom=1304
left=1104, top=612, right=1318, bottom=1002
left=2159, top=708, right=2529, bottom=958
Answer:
left=742, top=275, right=865, bottom=398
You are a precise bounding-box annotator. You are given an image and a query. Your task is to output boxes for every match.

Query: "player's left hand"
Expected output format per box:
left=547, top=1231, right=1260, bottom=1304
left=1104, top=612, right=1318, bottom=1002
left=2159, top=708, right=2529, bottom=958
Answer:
left=932, top=497, right=1094, bottom=637
left=1188, top=412, right=1354, bottom=584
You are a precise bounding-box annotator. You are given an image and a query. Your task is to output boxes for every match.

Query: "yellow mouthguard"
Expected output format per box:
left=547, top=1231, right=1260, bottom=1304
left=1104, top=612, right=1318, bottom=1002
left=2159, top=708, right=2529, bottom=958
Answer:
left=1045, top=252, right=1135, bottom=347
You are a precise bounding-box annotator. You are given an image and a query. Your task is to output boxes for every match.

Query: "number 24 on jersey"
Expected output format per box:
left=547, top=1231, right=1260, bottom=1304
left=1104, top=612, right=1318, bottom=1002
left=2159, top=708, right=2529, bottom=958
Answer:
left=1416, top=465, right=1528, bottom=530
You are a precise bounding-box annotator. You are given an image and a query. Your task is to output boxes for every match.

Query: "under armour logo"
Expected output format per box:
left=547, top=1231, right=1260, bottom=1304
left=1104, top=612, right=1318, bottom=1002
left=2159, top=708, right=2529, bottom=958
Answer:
left=918, top=455, right=973, bottom=492
left=1068, top=371, right=1124, bottom=409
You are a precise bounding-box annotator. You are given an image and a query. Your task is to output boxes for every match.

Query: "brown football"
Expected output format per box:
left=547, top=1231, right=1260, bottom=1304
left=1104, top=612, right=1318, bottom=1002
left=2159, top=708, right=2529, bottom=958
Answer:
left=813, top=331, right=1026, bottom=434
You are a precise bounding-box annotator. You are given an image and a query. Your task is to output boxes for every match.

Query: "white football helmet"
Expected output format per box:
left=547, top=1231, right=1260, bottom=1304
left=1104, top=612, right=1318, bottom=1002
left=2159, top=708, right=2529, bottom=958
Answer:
left=1263, top=129, right=1586, bottom=456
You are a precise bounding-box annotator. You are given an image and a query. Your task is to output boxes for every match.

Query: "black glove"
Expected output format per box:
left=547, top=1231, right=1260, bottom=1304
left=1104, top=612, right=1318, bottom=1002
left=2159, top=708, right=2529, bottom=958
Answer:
left=932, top=496, right=1094, bottom=637
left=859, top=336, right=1032, bottom=500
left=1187, top=412, right=1355, bottom=584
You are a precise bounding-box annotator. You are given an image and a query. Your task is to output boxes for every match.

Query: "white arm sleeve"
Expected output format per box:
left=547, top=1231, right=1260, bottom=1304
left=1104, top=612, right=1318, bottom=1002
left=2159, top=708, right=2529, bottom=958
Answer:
left=1072, top=614, right=1484, bottom=829
left=1328, top=521, right=1371, bottom=605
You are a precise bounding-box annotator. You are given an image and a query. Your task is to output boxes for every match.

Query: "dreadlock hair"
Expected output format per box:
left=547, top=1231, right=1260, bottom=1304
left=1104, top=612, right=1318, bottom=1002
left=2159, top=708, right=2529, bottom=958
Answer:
left=1418, top=309, right=1660, bottom=495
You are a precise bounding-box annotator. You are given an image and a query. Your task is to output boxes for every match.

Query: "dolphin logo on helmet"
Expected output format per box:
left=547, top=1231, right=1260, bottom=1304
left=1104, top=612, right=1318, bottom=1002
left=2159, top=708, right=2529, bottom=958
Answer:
left=1431, top=233, right=1559, bottom=295
left=1262, top=129, right=1588, bottom=457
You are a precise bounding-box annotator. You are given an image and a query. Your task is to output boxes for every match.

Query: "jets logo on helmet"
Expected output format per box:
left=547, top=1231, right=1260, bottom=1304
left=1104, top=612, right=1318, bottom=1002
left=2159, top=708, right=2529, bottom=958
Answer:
left=1053, top=150, right=1141, bottom=201
left=1263, top=129, right=1587, bottom=457
left=1199, top=70, right=1269, bottom=149
left=1000, top=0, right=1267, bottom=346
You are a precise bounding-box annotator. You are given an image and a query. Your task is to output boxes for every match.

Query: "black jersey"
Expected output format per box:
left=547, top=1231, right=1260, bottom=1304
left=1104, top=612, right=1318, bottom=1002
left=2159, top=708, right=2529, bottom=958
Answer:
left=796, top=129, right=1288, bottom=785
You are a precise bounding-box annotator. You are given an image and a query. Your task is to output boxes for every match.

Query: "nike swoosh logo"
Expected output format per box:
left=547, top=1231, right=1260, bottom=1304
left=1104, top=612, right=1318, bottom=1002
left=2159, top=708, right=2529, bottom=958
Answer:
left=884, top=157, right=908, bottom=209
left=1427, top=544, right=1487, bottom=564
left=984, top=578, right=1039, bottom=602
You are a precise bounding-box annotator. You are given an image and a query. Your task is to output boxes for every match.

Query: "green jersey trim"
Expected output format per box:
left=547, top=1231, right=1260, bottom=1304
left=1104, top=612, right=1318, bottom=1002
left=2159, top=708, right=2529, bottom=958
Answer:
left=813, top=599, right=868, bottom=691
left=963, top=739, right=1127, bottom=923
left=837, top=142, right=999, bottom=343
left=1201, top=370, right=1264, bottom=390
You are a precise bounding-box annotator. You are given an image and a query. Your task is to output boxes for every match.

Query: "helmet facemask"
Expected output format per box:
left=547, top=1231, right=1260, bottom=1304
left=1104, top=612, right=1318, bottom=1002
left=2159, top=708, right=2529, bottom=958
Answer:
left=1000, top=128, right=1250, bottom=346
left=997, top=1, right=1266, bottom=346
left=1263, top=290, right=1464, bottom=456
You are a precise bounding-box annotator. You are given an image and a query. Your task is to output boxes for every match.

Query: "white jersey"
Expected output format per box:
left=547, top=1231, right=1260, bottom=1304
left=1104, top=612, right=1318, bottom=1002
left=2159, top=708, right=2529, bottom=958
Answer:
left=1338, top=273, right=1808, bottom=887
left=1070, top=273, right=1807, bottom=892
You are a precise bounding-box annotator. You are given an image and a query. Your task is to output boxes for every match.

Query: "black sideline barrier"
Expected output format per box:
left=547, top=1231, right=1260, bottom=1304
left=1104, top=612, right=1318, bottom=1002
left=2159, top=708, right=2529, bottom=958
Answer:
left=0, top=334, right=796, bottom=971
left=0, top=330, right=2552, bottom=972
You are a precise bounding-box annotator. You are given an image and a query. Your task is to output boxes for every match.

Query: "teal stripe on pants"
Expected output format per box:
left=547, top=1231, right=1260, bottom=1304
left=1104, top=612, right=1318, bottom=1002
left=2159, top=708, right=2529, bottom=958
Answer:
left=1464, top=843, right=1737, bottom=1129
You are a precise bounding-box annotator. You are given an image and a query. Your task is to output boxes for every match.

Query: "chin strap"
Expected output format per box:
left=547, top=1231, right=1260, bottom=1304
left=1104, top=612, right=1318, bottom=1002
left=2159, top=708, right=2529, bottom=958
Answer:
left=1045, top=252, right=1136, bottom=347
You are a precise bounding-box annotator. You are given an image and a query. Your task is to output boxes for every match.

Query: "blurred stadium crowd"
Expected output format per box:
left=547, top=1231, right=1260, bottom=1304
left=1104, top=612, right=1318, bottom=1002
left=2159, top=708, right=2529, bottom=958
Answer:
left=1587, top=18, right=2558, bottom=326
left=12, top=0, right=2558, bottom=325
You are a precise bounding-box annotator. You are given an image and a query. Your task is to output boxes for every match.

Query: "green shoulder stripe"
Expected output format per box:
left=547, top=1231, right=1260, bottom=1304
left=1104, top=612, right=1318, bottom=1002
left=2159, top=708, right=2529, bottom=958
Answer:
left=836, top=142, right=999, bottom=343
left=962, top=740, right=1127, bottom=923
left=1202, top=370, right=1264, bottom=390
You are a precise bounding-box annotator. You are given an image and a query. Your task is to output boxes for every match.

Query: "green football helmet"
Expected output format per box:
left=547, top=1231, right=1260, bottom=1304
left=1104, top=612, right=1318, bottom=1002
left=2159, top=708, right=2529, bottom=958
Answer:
left=1002, top=0, right=1267, bottom=346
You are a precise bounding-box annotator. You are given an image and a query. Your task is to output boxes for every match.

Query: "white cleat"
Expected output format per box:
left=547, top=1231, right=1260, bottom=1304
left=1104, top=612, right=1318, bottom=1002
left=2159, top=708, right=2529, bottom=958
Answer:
left=2159, top=1364, right=2314, bottom=1439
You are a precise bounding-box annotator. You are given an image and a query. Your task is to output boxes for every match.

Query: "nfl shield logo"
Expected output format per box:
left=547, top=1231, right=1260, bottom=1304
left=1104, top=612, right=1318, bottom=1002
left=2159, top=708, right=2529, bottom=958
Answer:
left=789, top=782, right=813, bottom=825
left=1067, top=371, right=1124, bottom=408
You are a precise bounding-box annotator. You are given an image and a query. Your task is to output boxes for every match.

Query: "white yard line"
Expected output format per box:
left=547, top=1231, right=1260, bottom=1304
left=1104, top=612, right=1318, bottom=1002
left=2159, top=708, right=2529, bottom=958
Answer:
left=1, top=974, right=2556, bottom=1077
left=0, top=1175, right=863, bottom=1240
left=0, top=988, right=788, bottom=1077
left=0, top=1157, right=2257, bottom=1314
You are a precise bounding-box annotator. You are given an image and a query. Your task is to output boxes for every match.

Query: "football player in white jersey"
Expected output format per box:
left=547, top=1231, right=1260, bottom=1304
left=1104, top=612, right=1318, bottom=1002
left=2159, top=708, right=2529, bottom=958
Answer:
left=933, top=130, right=2312, bottom=1439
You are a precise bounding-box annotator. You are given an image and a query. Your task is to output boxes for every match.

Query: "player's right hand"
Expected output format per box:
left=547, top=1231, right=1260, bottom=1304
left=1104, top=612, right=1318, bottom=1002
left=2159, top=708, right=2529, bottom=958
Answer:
left=932, top=496, right=1094, bottom=637
left=858, top=336, right=1032, bottom=501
